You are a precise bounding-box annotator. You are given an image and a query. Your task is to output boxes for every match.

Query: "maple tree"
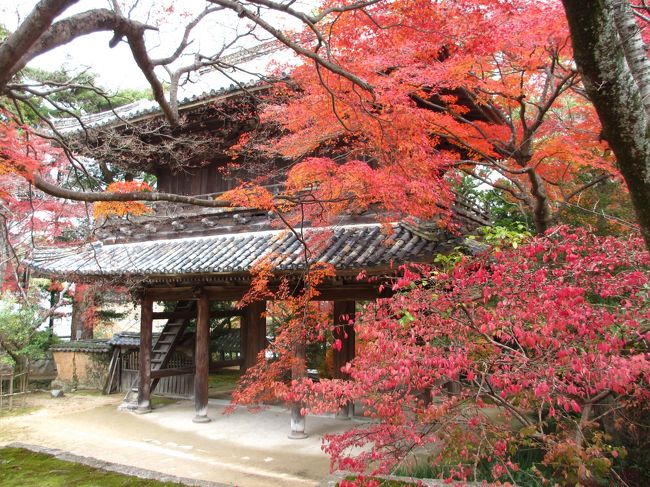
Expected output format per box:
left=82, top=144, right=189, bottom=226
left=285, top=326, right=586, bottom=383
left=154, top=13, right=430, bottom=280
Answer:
left=0, top=2, right=648, bottom=484
left=0, top=113, right=82, bottom=289
left=228, top=0, right=616, bottom=235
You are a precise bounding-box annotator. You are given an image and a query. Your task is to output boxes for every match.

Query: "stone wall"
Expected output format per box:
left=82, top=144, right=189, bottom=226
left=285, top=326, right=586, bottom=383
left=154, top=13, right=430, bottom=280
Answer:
left=51, top=349, right=110, bottom=390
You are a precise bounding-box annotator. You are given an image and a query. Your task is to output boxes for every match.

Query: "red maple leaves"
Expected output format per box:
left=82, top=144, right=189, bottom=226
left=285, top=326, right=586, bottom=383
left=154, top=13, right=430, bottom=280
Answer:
left=231, top=0, right=619, bottom=233
left=289, top=227, right=649, bottom=482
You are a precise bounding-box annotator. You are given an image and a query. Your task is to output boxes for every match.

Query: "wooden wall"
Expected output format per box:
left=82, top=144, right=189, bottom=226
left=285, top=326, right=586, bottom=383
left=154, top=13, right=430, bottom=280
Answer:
left=121, top=349, right=194, bottom=398
left=156, top=162, right=228, bottom=196
left=120, top=368, right=194, bottom=398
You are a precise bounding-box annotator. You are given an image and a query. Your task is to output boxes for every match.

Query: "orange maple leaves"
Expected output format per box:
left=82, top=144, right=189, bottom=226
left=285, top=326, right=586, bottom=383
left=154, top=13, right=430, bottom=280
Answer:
left=230, top=0, right=619, bottom=232
left=93, top=180, right=153, bottom=218
left=0, top=113, right=52, bottom=201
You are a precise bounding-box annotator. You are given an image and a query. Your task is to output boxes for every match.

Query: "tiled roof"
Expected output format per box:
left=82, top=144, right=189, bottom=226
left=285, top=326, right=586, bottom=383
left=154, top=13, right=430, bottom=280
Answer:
left=51, top=340, right=111, bottom=353
left=27, top=223, right=450, bottom=280
left=108, top=332, right=159, bottom=347
left=51, top=41, right=288, bottom=134
left=51, top=81, right=261, bottom=134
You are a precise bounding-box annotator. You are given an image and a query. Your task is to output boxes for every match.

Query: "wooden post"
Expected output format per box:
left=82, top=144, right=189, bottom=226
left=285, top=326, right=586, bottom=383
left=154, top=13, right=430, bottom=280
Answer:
left=240, top=301, right=267, bottom=372
left=333, top=300, right=356, bottom=419
left=289, top=339, right=308, bottom=439
left=136, top=297, right=153, bottom=414
left=193, top=292, right=211, bottom=423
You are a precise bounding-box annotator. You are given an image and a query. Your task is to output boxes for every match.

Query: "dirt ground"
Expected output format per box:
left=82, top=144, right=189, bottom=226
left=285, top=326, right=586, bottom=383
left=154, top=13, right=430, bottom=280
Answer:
left=0, top=391, right=356, bottom=487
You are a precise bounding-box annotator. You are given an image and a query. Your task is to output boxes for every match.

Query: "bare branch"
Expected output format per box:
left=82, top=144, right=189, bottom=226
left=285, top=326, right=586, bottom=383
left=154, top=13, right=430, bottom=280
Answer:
left=8, top=9, right=156, bottom=85
left=152, top=6, right=225, bottom=66
left=208, top=0, right=374, bottom=93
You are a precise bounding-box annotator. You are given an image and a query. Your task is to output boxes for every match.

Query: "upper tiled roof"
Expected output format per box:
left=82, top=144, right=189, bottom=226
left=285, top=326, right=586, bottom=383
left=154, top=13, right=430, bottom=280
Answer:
left=27, top=223, right=451, bottom=280
left=52, top=81, right=262, bottom=134
left=51, top=41, right=288, bottom=134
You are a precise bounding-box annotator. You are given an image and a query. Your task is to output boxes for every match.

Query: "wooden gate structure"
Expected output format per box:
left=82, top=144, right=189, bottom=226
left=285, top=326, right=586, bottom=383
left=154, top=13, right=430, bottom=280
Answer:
left=26, top=75, right=490, bottom=433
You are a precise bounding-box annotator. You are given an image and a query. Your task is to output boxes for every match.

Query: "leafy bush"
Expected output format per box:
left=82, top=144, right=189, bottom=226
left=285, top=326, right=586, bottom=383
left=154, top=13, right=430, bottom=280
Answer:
left=0, top=294, right=52, bottom=367
left=292, top=227, right=650, bottom=485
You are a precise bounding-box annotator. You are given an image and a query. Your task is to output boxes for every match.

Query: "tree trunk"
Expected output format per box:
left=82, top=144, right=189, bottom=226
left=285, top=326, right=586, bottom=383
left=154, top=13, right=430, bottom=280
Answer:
left=562, top=0, right=650, bottom=250
left=0, top=215, right=8, bottom=289
left=70, top=285, right=93, bottom=340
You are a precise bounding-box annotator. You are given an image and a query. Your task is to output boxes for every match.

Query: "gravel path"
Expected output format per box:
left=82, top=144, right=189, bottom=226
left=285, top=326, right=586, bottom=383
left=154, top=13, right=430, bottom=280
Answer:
left=0, top=392, right=354, bottom=487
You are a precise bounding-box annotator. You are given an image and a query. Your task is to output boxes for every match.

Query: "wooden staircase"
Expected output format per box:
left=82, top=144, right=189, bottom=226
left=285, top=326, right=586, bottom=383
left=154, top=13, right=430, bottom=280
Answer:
left=120, top=301, right=195, bottom=409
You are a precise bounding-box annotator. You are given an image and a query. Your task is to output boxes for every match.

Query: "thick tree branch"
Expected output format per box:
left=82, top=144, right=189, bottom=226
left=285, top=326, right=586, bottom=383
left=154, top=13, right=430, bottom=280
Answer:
left=0, top=0, right=80, bottom=92
left=612, top=0, right=650, bottom=119
left=8, top=9, right=156, bottom=87
left=32, top=174, right=233, bottom=208
left=125, top=32, right=178, bottom=126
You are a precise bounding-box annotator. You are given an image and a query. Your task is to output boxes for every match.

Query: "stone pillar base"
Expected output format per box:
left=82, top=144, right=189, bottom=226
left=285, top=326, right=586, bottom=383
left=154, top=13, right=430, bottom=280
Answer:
left=192, top=415, right=211, bottom=423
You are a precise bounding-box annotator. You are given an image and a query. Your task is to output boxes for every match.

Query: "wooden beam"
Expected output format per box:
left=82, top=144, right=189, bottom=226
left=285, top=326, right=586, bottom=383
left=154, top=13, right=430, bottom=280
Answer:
left=143, top=282, right=389, bottom=302
left=150, top=367, right=195, bottom=379
left=333, top=300, right=356, bottom=418
left=143, top=286, right=195, bottom=300
left=240, top=301, right=266, bottom=372
left=137, top=297, right=153, bottom=414
left=152, top=309, right=242, bottom=320
left=289, top=339, right=308, bottom=439
left=193, top=291, right=211, bottom=423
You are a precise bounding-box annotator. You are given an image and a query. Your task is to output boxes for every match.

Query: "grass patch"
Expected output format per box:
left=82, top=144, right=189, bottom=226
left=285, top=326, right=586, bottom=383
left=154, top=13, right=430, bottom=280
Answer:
left=208, top=369, right=240, bottom=392
left=0, top=406, right=40, bottom=418
left=150, top=396, right=177, bottom=408
left=0, top=447, right=185, bottom=486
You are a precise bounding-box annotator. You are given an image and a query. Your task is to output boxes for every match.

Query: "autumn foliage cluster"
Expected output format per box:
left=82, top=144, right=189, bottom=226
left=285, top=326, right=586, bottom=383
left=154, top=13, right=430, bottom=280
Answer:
left=229, top=0, right=618, bottom=234
left=1, top=0, right=649, bottom=484
left=234, top=228, right=650, bottom=484
left=232, top=260, right=336, bottom=406
left=93, top=180, right=153, bottom=218
left=0, top=114, right=82, bottom=288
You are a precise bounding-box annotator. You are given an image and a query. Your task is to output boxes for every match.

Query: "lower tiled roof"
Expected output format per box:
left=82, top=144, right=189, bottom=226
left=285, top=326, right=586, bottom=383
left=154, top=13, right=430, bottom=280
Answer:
left=28, top=223, right=449, bottom=279
left=108, top=332, right=158, bottom=347
left=51, top=340, right=111, bottom=353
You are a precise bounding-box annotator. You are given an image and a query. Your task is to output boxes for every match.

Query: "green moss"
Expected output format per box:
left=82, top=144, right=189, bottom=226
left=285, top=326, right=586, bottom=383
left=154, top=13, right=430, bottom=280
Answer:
left=0, top=448, right=185, bottom=486
left=150, top=396, right=177, bottom=408
left=208, top=370, right=240, bottom=392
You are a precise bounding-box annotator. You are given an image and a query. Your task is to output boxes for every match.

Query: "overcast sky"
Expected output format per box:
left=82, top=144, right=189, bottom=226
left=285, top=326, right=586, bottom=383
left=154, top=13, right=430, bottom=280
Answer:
left=2, top=0, right=302, bottom=92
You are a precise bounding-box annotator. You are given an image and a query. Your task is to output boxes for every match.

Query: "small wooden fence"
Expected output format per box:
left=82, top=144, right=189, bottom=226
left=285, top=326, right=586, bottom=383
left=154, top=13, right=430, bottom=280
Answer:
left=0, top=367, right=29, bottom=410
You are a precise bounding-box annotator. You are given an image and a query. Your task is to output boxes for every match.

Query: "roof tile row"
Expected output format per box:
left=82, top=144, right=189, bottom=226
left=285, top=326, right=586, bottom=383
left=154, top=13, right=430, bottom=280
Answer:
left=28, top=223, right=447, bottom=279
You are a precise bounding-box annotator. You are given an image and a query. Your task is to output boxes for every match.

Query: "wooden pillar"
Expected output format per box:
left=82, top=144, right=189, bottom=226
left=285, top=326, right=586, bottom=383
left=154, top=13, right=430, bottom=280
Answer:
left=333, top=300, right=356, bottom=419
left=136, top=297, right=153, bottom=414
left=289, top=339, right=308, bottom=439
left=193, top=292, right=211, bottom=423
left=240, top=301, right=267, bottom=372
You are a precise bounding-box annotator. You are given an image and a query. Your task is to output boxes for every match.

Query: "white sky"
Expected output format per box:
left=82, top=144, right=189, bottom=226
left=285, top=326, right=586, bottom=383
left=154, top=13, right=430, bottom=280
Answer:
left=2, top=0, right=304, bottom=92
